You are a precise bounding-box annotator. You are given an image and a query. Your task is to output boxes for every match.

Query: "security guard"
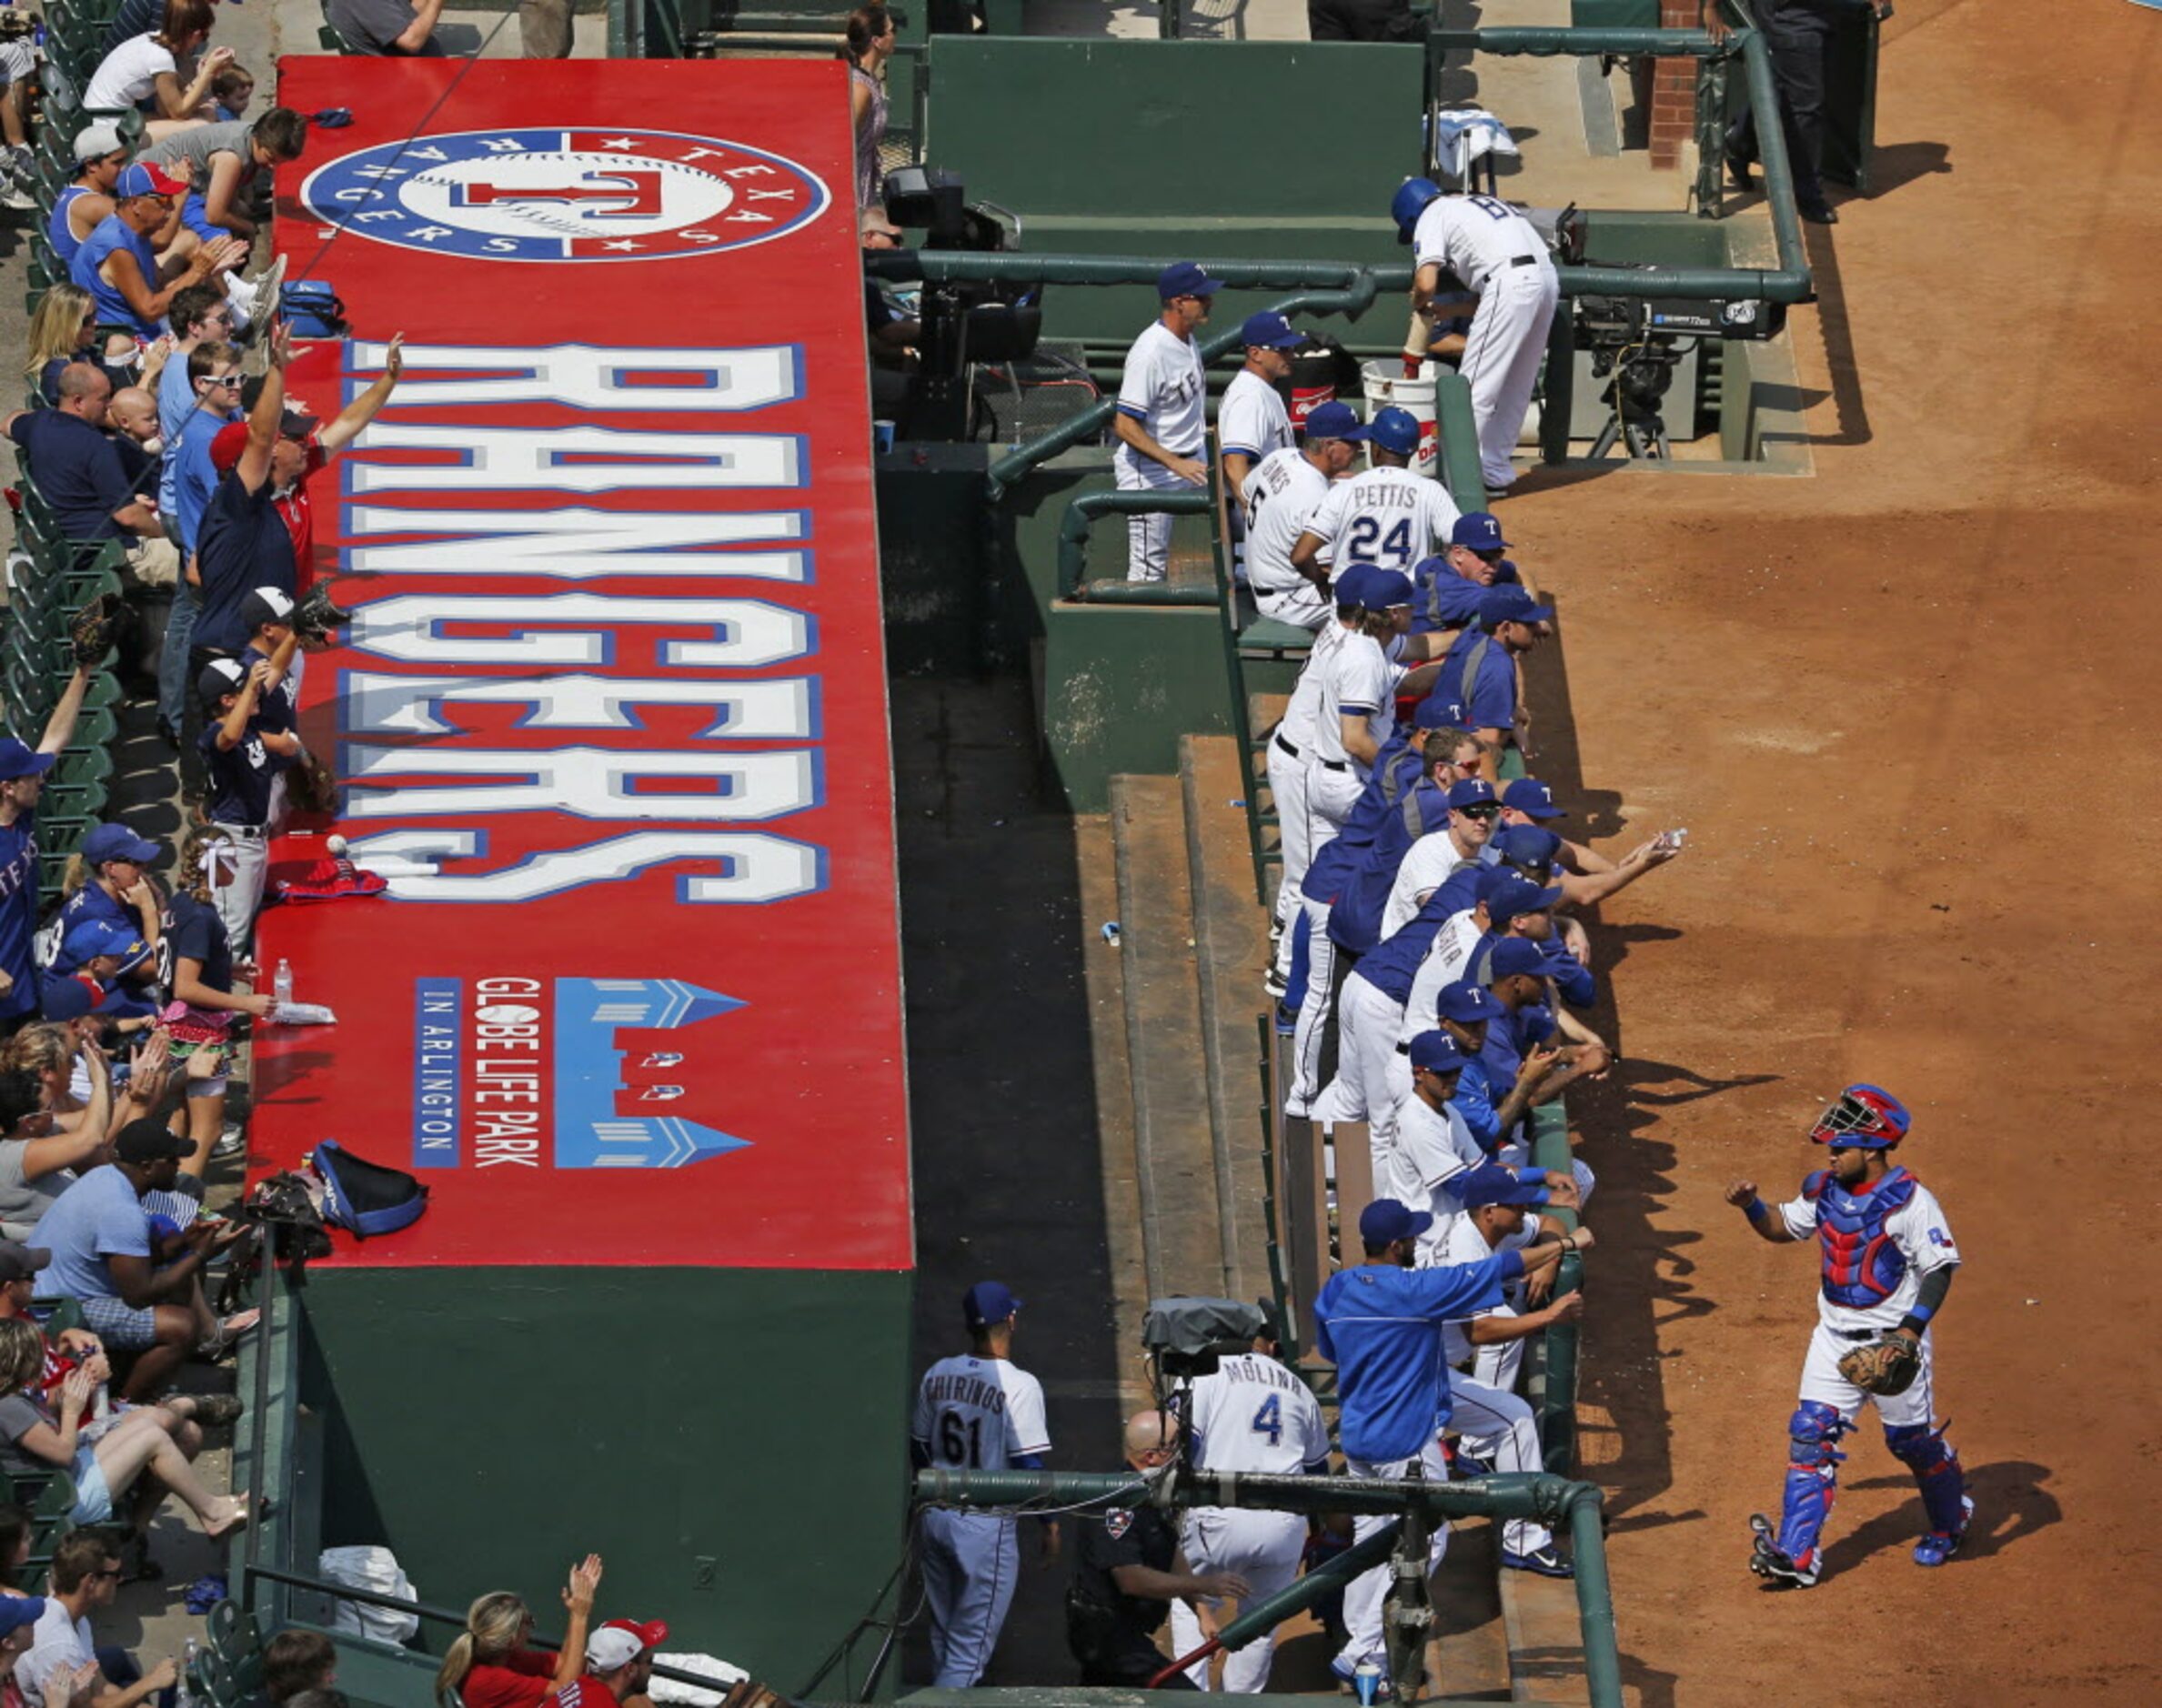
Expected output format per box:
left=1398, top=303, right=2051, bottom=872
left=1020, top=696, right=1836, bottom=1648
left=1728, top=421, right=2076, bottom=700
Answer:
left=1717, top=0, right=1892, bottom=226
left=1066, top=1412, right=1251, bottom=1689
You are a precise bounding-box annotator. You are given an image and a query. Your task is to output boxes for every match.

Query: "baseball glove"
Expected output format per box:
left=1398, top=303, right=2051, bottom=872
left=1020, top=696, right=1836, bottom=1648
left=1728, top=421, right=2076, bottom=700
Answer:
left=294, top=581, right=355, bottom=644
left=69, top=593, right=126, bottom=668
left=1837, top=1331, right=1921, bottom=1395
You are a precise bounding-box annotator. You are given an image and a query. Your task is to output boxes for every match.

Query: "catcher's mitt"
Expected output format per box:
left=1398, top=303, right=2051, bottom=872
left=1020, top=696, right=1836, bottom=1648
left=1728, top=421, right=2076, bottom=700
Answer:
left=293, top=581, right=355, bottom=644
left=69, top=592, right=126, bottom=668
left=1837, top=1331, right=1921, bottom=1395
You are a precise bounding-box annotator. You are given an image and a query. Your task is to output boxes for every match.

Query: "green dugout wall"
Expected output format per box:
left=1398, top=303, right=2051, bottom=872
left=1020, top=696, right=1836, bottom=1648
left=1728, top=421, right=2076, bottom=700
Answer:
left=295, top=1267, right=913, bottom=1689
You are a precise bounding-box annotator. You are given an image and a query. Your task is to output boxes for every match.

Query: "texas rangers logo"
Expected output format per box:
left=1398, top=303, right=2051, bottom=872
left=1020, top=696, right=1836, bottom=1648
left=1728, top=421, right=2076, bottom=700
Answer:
left=301, top=127, right=830, bottom=262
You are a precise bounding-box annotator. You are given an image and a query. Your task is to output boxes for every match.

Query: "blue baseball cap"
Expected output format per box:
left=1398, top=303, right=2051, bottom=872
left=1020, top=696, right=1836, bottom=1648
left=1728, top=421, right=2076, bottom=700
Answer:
left=1446, top=778, right=1497, bottom=811
left=1435, top=980, right=1503, bottom=1023
left=1491, top=825, right=1563, bottom=872
left=1413, top=692, right=1467, bottom=730
left=1303, top=399, right=1370, bottom=443
left=38, top=974, right=104, bottom=1023
left=963, top=1280, right=1021, bottom=1330
left=1359, top=1198, right=1433, bottom=1246
left=1488, top=938, right=1548, bottom=981
left=61, top=919, right=151, bottom=973
left=1362, top=568, right=1414, bottom=609
left=1408, top=1030, right=1475, bottom=1074
left=1241, top=311, right=1302, bottom=350
left=1158, top=261, right=1222, bottom=300
left=1451, top=512, right=1510, bottom=553
left=115, top=161, right=186, bottom=201
left=1332, top=565, right=1377, bottom=611
left=0, top=1597, right=46, bottom=1640
left=1369, top=407, right=1421, bottom=457
left=82, top=823, right=159, bottom=867
left=0, top=740, right=55, bottom=782
left=1454, top=1163, right=1547, bottom=1210
left=1486, top=877, right=1563, bottom=929
left=1478, top=588, right=1554, bottom=632
left=1503, top=779, right=1565, bottom=820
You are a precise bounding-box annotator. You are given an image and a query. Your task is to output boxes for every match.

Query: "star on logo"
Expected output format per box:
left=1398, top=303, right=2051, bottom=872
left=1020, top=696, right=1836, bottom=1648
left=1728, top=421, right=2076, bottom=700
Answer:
left=598, top=137, right=644, bottom=151
left=599, top=239, right=643, bottom=252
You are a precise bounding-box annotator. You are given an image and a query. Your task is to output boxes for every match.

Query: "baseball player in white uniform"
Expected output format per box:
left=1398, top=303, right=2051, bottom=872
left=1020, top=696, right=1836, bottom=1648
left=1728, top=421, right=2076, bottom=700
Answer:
left=1393, top=179, right=1560, bottom=493
left=1166, top=1310, right=1330, bottom=1692
left=1290, top=406, right=1459, bottom=578
left=1305, top=567, right=1413, bottom=839
left=1241, top=399, right=1367, bottom=633
left=1112, top=261, right=1218, bottom=582
left=912, top=1281, right=1057, bottom=1685
left=1726, top=1085, right=1970, bottom=1589
left=1437, top=1164, right=1587, bottom=1576
left=1218, top=311, right=1302, bottom=505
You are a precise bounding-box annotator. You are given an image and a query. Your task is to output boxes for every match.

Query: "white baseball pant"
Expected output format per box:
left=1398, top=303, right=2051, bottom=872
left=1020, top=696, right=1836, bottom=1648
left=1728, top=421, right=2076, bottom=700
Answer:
left=1284, top=894, right=1341, bottom=1120
left=1459, top=261, right=1559, bottom=490
left=1116, top=455, right=1198, bottom=583
left=1799, top=1321, right=1937, bottom=1432
left=1336, top=1441, right=1450, bottom=1675
left=918, top=1507, right=1022, bottom=1687
left=1314, top=975, right=1408, bottom=1197
left=1266, top=735, right=1312, bottom=948
left=1168, top=1507, right=1308, bottom=1692
left=1254, top=582, right=1332, bottom=631
left=211, top=826, right=269, bottom=959
left=1447, top=1372, right=1553, bottom=1556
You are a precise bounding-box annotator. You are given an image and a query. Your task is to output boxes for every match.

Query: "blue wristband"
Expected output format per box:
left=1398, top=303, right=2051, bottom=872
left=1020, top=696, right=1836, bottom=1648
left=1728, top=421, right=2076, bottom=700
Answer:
left=1901, top=1304, right=1934, bottom=1329
left=1744, top=1198, right=1770, bottom=1225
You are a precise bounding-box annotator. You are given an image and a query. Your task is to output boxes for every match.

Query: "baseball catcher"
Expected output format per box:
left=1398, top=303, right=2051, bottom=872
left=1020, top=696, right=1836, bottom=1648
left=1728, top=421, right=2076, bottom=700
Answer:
left=1724, top=1084, right=1971, bottom=1587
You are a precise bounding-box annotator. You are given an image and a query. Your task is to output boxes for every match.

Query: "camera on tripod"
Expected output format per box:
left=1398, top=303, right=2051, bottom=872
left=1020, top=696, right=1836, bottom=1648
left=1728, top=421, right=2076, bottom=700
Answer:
left=882, top=167, right=1044, bottom=441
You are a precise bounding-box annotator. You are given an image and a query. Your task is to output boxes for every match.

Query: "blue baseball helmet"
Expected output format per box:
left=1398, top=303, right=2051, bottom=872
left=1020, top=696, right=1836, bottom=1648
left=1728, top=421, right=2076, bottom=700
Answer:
left=1392, top=176, right=1444, bottom=244
left=1809, top=1083, right=1911, bottom=1149
left=1369, top=407, right=1422, bottom=457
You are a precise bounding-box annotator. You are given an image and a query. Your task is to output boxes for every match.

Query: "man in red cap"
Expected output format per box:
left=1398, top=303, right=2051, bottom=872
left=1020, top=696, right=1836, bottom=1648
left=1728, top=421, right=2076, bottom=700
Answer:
left=68, top=160, right=243, bottom=337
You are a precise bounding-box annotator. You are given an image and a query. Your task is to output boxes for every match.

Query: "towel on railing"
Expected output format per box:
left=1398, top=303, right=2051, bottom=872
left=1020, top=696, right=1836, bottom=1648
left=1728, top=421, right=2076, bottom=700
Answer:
left=1430, top=108, right=1521, bottom=183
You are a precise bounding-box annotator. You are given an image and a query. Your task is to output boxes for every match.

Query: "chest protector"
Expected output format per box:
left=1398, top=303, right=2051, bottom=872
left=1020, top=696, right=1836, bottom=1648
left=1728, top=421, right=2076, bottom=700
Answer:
left=1806, top=1165, right=1918, bottom=1307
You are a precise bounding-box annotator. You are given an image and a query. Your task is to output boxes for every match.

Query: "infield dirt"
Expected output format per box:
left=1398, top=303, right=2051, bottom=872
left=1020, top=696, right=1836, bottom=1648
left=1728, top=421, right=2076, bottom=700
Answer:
left=1512, top=3, right=2161, bottom=1703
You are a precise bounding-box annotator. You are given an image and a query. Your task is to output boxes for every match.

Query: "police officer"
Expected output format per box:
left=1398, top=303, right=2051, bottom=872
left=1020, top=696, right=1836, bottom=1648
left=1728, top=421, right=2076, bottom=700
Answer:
left=1717, top=0, right=1891, bottom=226
left=1066, top=1412, right=1248, bottom=1689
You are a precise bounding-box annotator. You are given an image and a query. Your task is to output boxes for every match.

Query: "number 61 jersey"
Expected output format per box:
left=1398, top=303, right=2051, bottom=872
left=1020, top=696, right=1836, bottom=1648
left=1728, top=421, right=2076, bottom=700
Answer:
left=1186, top=1352, right=1331, bottom=1474
left=913, top=1354, right=1051, bottom=1472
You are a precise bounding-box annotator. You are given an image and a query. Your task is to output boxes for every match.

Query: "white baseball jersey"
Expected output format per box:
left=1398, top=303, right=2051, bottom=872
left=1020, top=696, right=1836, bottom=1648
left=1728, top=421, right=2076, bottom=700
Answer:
left=913, top=1355, right=1051, bottom=1470
left=1401, top=909, right=1488, bottom=1044
left=1277, top=619, right=1348, bottom=751
left=1395, top=1091, right=1485, bottom=1261
left=1302, top=465, right=1459, bottom=573
left=1776, top=1177, right=1960, bottom=1333
left=1112, top=320, right=1207, bottom=474
left=1383, top=831, right=1482, bottom=937
left=1412, top=195, right=1551, bottom=293
left=1242, top=448, right=1333, bottom=595
left=1310, top=631, right=1397, bottom=772
left=1219, top=368, right=1295, bottom=467
left=1438, top=1210, right=1542, bottom=1364
left=1187, top=1351, right=1330, bottom=1473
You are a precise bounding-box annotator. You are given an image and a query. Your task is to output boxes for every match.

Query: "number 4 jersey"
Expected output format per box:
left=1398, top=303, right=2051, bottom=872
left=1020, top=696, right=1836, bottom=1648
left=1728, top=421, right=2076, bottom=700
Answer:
left=913, top=1354, right=1052, bottom=1472
left=1185, top=1352, right=1331, bottom=1474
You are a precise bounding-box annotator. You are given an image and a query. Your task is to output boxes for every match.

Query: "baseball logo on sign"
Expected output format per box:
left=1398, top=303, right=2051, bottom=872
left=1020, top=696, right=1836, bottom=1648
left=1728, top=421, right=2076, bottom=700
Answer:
left=301, top=127, right=830, bottom=262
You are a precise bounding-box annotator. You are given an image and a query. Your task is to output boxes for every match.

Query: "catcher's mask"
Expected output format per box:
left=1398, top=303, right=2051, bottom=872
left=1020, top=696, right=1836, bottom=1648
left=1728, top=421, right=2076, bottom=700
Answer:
left=1809, top=1082, right=1910, bottom=1149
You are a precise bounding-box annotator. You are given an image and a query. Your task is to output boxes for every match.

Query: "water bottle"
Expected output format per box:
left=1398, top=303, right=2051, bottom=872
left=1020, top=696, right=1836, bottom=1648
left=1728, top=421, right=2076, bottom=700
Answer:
left=1353, top=1659, right=1382, bottom=1705
left=176, top=1638, right=199, bottom=1708
left=273, top=959, right=294, bottom=1007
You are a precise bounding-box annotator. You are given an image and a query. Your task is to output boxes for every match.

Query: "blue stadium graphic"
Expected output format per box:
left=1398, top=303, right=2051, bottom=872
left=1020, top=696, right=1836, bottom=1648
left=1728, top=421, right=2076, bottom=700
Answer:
left=553, top=979, right=749, bottom=1167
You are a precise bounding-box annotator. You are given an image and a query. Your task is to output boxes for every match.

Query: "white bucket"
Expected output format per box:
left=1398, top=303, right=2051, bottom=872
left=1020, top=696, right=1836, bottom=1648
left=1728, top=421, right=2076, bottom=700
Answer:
left=1361, top=359, right=1441, bottom=479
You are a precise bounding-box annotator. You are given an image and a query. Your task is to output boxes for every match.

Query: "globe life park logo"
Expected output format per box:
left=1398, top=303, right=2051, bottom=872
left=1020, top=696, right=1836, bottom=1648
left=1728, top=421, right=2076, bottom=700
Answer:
left=300, top=127, right=831, bottom=263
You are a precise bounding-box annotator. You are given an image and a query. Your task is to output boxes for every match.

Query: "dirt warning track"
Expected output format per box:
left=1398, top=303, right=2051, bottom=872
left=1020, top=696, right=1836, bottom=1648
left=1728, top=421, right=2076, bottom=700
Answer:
left=1503, top=4, right=2161, bottom=1702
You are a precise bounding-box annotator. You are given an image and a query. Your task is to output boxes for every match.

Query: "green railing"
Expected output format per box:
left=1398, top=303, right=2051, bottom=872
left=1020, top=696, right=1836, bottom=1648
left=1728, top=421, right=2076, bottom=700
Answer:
left=915, top=1466, right=1621, bottom=1708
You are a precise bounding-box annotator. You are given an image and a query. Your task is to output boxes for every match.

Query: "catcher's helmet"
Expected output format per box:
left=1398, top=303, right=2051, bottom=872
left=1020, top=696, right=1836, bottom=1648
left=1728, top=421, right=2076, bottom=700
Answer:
left=1392, top=176, right=1444, bottom=244
left=1809, top=1082, right=1911, bottom=1148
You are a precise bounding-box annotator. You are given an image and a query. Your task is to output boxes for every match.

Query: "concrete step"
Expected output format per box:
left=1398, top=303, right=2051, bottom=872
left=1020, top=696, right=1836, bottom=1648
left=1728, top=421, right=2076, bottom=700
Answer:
left=1111, top=773, right=1230, bottom=1301
left=1500, top=1559, right=1595, bottom=1704
left=1433, top=1513, right=1515, bottom=1703
left=1075, top=811, right=1156, bottom=1415
left=1180, top=734, right=1273, bottom=1305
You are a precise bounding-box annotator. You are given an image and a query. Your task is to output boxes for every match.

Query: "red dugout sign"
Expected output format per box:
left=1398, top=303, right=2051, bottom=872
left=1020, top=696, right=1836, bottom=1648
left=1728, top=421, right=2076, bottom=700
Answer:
left=253, top=59, right=910, bottom=1271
